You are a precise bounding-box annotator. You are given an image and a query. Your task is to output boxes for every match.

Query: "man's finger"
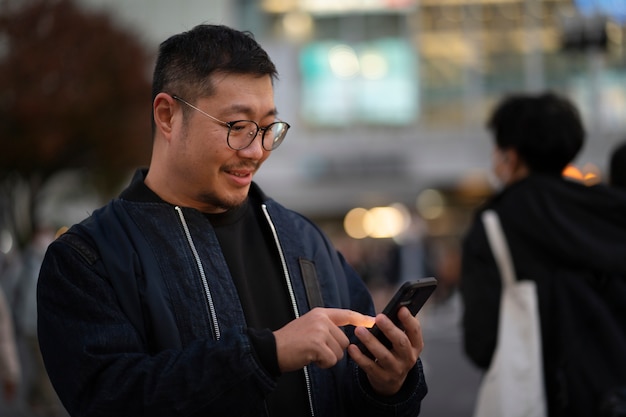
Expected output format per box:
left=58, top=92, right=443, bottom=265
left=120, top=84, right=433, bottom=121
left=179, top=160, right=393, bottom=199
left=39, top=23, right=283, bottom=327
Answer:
left=325, top=308, right=375, bottom=328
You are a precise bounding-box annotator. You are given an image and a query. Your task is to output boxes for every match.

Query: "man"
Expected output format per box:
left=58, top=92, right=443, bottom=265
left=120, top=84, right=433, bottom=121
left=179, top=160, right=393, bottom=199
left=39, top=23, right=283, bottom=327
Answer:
left=460, top=91, right=626, bottom=417
left=37, top=24, right=427, bottom=417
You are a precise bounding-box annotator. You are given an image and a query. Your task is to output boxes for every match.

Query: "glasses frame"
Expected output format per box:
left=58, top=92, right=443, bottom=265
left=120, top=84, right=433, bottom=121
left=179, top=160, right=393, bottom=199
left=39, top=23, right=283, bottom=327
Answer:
left=171, top=95, right=289, bottom=151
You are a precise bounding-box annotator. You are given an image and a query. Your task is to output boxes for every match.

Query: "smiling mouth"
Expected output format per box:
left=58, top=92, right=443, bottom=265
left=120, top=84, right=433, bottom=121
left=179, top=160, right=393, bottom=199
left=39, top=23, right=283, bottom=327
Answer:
left=224, top=163, right=258, bottom=178
left=227, top=170, right=252, bottom=178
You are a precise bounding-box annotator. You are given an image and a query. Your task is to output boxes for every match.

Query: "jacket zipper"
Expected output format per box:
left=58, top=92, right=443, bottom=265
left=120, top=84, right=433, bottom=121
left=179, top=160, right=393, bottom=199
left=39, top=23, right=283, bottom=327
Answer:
left=175, top=204, right=314, bottom=416
left=262, top=204, right=315, bottom=417
left=175, top=206, right=221, bottom=341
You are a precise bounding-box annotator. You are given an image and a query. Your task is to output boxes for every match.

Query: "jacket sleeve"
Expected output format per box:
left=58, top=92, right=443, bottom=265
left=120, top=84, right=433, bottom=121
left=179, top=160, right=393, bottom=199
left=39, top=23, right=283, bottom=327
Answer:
left=459, top=212, right=502, bottom=369
left=346, top=357, right=427, bottom=417
left=37, top=237, right=277, bottom=417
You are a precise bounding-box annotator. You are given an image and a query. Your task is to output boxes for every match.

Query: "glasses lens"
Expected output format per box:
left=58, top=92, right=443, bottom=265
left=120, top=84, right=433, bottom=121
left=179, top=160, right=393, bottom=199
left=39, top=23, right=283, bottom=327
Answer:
left=265, top=122, right=289, bottom=150
left=227, top=121, right=259, bottom=150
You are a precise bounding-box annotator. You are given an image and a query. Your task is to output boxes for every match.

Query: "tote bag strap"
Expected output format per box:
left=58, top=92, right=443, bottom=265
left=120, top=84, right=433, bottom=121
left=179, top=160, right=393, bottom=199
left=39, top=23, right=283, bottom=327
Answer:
left=481, top=210, right=516, bottom=288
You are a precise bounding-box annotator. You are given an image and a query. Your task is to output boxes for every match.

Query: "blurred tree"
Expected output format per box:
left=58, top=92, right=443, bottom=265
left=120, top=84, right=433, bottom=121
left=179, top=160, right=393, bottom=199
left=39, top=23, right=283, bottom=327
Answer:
left=0, top=0, right=152, bottom=247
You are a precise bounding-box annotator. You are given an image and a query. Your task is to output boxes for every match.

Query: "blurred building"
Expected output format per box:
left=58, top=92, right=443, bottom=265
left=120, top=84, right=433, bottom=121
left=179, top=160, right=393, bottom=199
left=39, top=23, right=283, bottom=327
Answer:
left=77, top=0, right=626, bottom=236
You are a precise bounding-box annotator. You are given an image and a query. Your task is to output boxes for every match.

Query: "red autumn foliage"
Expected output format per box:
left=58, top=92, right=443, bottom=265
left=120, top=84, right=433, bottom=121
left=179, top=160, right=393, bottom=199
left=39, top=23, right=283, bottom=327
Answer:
left=0, top=0, right=153, bottom=193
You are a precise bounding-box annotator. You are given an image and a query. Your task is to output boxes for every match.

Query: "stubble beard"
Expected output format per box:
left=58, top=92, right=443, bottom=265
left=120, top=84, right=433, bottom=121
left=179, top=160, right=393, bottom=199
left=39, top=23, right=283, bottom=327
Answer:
left=197, top=189, right=249, bottom=212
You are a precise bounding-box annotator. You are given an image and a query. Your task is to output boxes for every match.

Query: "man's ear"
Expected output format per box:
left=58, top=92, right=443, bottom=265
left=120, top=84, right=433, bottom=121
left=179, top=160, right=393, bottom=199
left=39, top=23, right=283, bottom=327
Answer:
left=503, top=148, right=522, bottom=168
left=153, top=93, right=177, bottom=139
left=504, top=148, right=530, bottom=179
left=497, top=147, right=519, bottom=165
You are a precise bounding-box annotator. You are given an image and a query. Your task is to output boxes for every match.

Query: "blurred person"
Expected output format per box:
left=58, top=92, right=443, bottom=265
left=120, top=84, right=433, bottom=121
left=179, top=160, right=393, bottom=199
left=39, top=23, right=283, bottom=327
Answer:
left=14, top=228, right=61, bottom=417
left=0, top=284, right=20, bottom=405
left=37, top=24, right=428, bottom=417
left=609, top=140, right=626, bottom=189
left=460, top=91, right=626, bottom=417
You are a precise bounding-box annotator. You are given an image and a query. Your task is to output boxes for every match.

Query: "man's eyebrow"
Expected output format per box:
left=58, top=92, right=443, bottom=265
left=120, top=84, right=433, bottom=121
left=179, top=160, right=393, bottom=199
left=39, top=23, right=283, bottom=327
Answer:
left=228, top=104, right=278, bottom=118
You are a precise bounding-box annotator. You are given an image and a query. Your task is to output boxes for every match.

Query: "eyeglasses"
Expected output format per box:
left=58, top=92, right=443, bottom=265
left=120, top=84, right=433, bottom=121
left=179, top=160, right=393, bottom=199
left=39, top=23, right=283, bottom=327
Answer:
left=172, top=95, right=290, bottom=151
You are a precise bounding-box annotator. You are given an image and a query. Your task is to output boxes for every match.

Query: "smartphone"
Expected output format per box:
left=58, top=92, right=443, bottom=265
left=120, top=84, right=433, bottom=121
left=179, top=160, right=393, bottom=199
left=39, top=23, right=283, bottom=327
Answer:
left=359, top=277, right=438, bottom=359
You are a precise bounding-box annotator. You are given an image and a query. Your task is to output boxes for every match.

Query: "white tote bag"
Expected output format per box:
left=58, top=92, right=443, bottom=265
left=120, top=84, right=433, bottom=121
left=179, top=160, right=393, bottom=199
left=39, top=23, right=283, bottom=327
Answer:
left=472, top=210, right=547, bottom=417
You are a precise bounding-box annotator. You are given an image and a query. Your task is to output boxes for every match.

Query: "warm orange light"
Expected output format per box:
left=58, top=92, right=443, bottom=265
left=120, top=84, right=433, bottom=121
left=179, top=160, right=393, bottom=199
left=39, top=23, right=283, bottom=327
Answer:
left=343, top=205, right=410, bottom=239
left=562, top=164, right=602, bottom=186
left=562, top=165, right=584, bottom=180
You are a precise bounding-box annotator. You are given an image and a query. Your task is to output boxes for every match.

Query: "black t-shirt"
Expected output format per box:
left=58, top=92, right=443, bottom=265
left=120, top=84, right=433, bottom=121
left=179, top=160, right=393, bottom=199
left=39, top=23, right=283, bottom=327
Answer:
left=205, top=194, right=309, bottom=415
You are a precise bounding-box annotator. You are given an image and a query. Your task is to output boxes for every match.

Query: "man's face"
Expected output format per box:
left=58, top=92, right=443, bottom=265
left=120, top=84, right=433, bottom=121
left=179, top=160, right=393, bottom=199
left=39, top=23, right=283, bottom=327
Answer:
left=170, top=73, right=276, bottom=213
left=491, top=145, right=529, bottom=187
left=492, top=146, right=510, bottom=185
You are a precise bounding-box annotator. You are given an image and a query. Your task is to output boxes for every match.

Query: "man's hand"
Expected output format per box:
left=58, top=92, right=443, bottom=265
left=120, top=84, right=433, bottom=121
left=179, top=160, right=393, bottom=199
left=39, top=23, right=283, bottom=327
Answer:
left=348, top=306, right=423, bottom=396
left=274, top=308, right=375, bottom=372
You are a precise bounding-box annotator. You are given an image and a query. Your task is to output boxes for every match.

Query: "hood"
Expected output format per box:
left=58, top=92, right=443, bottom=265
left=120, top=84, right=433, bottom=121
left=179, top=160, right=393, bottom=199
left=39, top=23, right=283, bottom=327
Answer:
left=488, top=174, right=626, bottom=274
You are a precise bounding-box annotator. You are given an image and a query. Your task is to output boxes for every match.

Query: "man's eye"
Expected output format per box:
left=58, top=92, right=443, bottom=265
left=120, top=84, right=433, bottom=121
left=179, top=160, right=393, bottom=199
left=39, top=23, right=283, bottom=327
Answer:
left=230, top=121, right=256, bottom=134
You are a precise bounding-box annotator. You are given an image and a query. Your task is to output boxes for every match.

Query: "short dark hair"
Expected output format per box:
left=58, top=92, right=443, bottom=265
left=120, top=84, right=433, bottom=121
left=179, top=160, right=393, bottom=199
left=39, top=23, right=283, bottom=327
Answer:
left=487, top=91, right=585, bottom=176
left=151, top=25, right=278, bottom=132
left=609, top=141, right=626, bottom=189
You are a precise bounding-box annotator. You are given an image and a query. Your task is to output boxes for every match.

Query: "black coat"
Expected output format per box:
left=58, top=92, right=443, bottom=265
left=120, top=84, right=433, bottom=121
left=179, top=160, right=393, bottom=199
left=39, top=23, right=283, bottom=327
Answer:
left=461, top=174, right=626, bottom=417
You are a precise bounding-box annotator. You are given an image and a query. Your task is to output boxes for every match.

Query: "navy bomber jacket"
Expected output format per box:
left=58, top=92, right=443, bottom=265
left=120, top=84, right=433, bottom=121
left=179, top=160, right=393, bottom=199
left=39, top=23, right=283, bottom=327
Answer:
left=37, top=171, right=427, bottom=417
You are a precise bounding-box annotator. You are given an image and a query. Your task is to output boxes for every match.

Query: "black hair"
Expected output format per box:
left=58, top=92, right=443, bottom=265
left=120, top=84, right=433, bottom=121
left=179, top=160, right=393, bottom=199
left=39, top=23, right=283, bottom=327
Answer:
left=487, top=91, right=585, bottom=176
left=609, top=140, right=626, bottom=189
left=151, top=24, right=278, bottom=133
